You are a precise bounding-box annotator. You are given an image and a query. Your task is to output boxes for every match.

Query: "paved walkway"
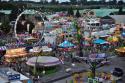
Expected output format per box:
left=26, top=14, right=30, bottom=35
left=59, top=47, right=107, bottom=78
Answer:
left=52, top=56, right=125, bottom=83
left=37, top=62, right=87, bottom=83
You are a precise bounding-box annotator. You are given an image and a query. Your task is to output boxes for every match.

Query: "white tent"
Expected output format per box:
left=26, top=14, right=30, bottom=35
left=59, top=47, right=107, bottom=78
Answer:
left=42, top=46, right=52, bottom=52
left=26, top=56, right=61, bottom=67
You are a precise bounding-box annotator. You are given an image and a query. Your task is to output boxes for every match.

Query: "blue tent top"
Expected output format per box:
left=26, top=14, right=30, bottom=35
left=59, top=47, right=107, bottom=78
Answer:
left=58, top=40, right=75, bottom=48
left=93, top=39, right=108, bottom=44
left=121, top=32, right=125, bottom=37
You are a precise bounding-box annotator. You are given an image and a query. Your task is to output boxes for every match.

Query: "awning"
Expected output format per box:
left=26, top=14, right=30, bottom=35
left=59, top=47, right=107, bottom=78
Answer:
left=58, top=40, right=75, bottom=48
left=93, top=39, right=109, bottom=44
left=0, top=46, right=7, bottom=51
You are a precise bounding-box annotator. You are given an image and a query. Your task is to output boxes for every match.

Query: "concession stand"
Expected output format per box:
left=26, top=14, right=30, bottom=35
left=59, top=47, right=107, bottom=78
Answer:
left=115, top=47, right=125, bottom=57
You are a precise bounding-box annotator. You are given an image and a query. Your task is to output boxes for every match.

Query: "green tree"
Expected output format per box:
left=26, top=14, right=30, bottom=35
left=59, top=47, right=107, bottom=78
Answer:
left=74, top=21, right=83, bottom=57
left=9, top=8, right=23, bottom=21
left=51, top=0, right=57, bottom=4
left=0, top=39, right=6, bottom=46
left=70, top=0, right=77, bottom=5
left=19, top=0, right=23, bottom=1
left=118, top=0, right=124, bottom=14
left=101, top=0, right=106, bottom=4
left=0, top=2, right=16, bottom=10
left=113, top=0, right=117, bottom=4
left=75, top=10, right=81, bottom=18
left=0, top=21, right=10, bottom=34
left=0, top=12, right=5, bottom=22
left=9, top=0, right=14, bottom=2
left=80, top=0, right=87, bottom=5
left=40, top=0, right=44, bottom=4
left=43, top=0, right=48, bottom=4
left=67, top=8, right=74, bottom=16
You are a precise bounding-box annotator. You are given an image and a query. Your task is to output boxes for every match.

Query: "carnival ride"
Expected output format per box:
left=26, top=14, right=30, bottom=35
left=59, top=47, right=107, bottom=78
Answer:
left=1, top=10, right=62, bottom=76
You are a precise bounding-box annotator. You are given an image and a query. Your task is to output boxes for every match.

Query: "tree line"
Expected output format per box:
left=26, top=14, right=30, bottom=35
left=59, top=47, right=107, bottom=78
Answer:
left=0, top=0, right=124, bottom=5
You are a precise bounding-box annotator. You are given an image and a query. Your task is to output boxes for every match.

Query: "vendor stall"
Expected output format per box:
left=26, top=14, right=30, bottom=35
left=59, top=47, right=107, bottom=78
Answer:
left=115, top=47, right=125, bottom=57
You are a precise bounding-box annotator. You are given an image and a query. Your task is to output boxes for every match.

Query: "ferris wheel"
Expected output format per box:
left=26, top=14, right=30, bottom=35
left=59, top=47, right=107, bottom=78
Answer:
left=14, top=10, right=46, bottom=46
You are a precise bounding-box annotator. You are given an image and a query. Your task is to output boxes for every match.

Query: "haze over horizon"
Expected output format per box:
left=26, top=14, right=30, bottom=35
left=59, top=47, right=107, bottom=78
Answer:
left=1, top=0, right=125, bottom=2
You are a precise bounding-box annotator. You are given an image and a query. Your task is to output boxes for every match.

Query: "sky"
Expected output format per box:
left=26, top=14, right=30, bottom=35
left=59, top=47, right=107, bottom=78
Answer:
left=1, top=0, right=125, bottom=2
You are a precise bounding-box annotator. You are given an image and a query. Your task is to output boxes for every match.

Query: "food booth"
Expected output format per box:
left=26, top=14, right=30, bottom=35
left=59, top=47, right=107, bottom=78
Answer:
left=115, top=47, right=125, bottom=57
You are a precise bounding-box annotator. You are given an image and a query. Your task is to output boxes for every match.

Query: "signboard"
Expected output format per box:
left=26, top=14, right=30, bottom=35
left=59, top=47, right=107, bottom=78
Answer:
left=88, top=78, right=99, bottom=83
left=8, top=74, right=20, bottom=81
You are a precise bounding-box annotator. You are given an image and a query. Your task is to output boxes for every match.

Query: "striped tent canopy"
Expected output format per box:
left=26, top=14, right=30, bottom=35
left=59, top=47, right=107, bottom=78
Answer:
left=0, top=46, right=7, bottom=51
left=58, top=40, right=75, bottom=48
left=0, top=46, right=7, bottom=57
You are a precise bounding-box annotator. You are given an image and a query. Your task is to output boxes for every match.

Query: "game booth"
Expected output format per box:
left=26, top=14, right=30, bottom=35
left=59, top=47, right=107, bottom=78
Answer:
left=0, top=68, right=31, bottom=83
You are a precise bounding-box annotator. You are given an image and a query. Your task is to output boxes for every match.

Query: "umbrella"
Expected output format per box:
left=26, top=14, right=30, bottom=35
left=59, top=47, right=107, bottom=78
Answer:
left=58, top=40, right=75, bottom=48
left=107, top=36, right=119, bottom=42
left=121, top=32, right=125, bottom=37
left=93, top=39, right=109, bottom=45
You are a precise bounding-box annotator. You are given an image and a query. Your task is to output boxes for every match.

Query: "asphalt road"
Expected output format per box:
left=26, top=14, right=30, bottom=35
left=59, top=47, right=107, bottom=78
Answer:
left=53, top=56, right=125, bottom=83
